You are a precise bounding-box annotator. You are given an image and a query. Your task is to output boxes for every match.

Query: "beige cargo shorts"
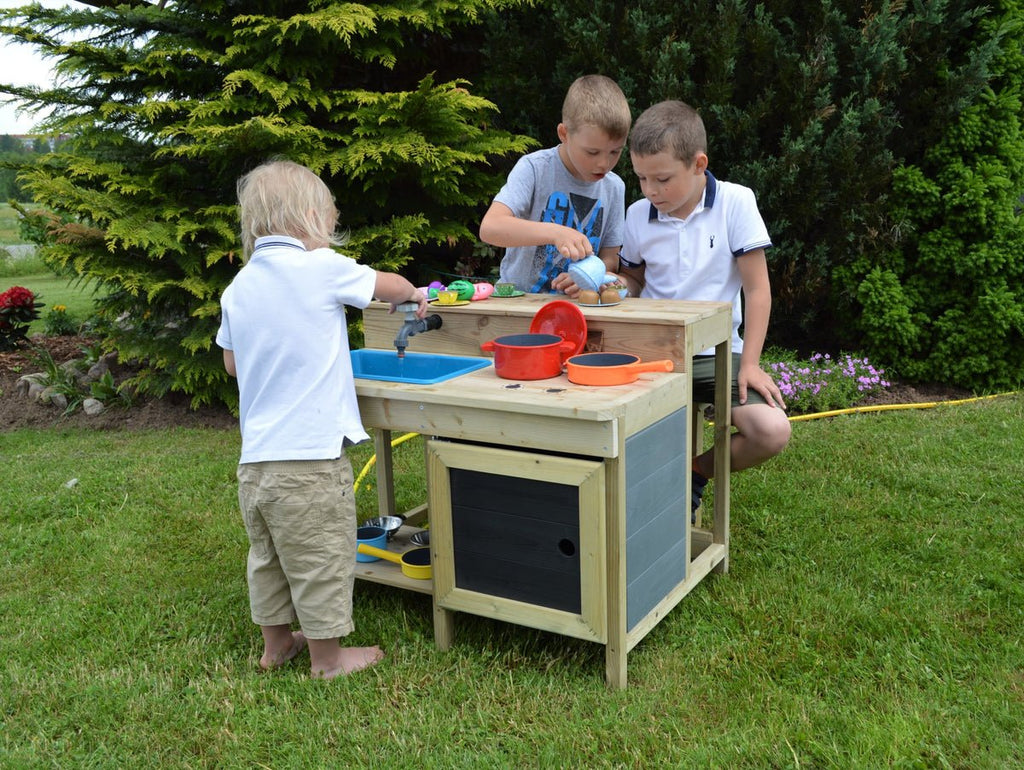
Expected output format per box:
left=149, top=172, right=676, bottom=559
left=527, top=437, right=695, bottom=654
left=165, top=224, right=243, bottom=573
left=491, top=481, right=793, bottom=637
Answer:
left=236, top=456, right=356, bottom=639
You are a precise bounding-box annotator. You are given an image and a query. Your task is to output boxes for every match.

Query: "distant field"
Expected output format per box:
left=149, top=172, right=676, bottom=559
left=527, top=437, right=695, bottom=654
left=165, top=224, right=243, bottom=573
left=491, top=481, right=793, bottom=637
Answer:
left=0, top=202, right=28, bottom=245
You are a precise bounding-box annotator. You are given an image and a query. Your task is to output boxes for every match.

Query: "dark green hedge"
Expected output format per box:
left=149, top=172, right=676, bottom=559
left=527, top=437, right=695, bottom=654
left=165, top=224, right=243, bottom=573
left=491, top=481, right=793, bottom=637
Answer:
left=477, top=0, right=1024, bottom=390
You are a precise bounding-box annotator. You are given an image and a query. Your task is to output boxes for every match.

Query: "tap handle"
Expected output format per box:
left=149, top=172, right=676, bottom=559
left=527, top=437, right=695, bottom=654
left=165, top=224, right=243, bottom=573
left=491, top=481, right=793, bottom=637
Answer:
left=396, top=301, right=419, bottom=316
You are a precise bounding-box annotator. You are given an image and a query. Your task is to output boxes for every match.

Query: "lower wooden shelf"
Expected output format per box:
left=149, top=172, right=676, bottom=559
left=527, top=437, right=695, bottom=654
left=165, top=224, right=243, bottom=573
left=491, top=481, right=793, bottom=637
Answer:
left=354, top=525, right=433, bottom=595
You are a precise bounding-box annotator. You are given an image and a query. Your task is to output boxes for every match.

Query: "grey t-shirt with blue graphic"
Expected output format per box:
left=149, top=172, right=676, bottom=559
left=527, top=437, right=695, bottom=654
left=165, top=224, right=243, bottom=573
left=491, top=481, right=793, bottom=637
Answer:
left=494, top=146, right=625, bottom=293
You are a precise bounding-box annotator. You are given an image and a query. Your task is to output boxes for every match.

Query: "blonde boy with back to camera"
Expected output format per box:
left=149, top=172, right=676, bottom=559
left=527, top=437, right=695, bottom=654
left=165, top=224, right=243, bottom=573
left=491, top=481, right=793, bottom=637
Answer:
left=479, top=74, right=632, bottom=296
left=617, top=101, right=792, bottom=518
left=216, top=159, right=428, bottom=679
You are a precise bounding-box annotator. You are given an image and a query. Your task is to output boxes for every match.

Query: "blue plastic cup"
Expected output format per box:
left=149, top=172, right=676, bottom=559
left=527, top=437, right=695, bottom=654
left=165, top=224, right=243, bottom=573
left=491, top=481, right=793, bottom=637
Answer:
left=356, top=525, right=388, bottom=562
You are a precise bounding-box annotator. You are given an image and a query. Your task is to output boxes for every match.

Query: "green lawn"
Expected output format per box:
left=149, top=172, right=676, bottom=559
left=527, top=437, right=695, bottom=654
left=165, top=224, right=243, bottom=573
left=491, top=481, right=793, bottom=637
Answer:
left=2, top=203, right=99, bottom=333
left=0, top=270, right=100, bottom=332
left=1, top=394, right=1022, bottom=767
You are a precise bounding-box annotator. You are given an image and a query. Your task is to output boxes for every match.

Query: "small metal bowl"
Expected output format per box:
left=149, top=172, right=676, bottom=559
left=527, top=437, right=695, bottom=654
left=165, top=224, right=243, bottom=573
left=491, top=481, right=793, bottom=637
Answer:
left=363, top=515, right=404, bottom=541
left=410, top=530, right=430, bottom=547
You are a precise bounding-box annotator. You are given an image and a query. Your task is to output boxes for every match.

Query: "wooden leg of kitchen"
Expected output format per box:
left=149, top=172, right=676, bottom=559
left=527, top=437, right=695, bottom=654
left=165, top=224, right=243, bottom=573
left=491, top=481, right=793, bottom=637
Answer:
left=373, top=428, right=396, bottom=518
left=604, top=455, right=628, bottom=690
left=605, top=638, right=627, bottom=690
left=712, top=340, right=731, bottom=574
left=433, top=602, right=455, bottom=651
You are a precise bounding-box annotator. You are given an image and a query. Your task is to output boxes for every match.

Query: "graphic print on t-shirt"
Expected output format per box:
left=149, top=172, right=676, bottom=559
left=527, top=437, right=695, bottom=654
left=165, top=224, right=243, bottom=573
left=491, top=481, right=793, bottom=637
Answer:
left=530, top=191, right=604, bottom=293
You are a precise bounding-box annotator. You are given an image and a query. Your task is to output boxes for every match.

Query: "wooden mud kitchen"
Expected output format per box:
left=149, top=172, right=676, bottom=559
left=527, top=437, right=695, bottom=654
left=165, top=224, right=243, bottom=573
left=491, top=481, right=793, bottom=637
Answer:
left=354, top=295, right=733, bottom=689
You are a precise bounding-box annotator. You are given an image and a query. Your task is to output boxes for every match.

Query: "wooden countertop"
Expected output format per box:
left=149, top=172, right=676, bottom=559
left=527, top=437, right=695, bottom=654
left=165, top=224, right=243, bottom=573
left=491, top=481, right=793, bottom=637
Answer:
left=354, top=364, right=689, bottom=458
left=354, top=363, right=687, bottom=421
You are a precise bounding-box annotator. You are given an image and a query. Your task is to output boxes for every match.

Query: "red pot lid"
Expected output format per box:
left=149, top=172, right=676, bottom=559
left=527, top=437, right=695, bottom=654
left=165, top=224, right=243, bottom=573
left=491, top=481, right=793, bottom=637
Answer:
left=529, top=299, right=587, bottom=356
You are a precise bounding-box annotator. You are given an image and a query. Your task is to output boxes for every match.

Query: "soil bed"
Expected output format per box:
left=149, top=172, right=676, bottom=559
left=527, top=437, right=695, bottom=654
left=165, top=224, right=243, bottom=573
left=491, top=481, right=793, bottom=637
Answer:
left=1, top=334, right=238, bottom=432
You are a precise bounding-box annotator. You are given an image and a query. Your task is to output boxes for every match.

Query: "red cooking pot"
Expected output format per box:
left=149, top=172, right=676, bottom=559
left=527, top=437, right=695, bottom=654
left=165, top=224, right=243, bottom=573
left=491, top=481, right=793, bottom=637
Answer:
left=480, top=333, right=578, bottom=380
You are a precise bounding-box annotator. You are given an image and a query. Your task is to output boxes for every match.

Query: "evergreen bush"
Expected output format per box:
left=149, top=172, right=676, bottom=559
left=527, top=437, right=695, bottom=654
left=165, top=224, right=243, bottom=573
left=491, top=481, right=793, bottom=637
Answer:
left=1, top=1, right=531, bottom=408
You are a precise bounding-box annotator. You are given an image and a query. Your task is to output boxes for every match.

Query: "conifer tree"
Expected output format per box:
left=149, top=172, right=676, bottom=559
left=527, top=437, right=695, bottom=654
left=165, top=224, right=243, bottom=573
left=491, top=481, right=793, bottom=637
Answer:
left=1, top=0, right=532, bottom=407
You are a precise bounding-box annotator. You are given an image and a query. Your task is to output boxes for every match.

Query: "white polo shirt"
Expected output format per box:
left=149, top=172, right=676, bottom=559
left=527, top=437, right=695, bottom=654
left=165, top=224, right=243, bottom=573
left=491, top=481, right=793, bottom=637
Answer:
left=217, top=235, right=378, bottom=463
left=619, top=171, right=771, bottom=355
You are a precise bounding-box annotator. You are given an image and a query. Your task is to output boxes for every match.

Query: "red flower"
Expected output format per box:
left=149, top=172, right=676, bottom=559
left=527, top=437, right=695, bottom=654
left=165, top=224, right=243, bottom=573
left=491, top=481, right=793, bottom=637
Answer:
left=0, top=286, right=43, bottom=349
left=0, top=286, right=36, bottom=308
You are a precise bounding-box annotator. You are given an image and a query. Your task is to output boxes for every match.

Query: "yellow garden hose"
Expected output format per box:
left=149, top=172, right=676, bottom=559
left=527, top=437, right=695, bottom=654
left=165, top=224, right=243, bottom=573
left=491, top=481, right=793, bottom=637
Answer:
left=355, top=392, right=1019, bottom=490
left=353, top=431, right=420, bottom=493
left=785, top=391, right=1017, bottom=422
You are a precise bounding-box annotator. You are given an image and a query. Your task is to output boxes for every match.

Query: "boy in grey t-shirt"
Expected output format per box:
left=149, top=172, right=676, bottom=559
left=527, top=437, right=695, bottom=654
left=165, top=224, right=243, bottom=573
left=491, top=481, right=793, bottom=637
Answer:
left=479, top=75, right=631, bottom=296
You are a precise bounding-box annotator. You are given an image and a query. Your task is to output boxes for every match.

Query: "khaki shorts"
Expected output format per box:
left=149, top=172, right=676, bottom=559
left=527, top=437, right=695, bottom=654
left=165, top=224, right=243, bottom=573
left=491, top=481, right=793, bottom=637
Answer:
left=691, top=353, right=768, bottom=408
left=237, top=456, right=356, bottom=639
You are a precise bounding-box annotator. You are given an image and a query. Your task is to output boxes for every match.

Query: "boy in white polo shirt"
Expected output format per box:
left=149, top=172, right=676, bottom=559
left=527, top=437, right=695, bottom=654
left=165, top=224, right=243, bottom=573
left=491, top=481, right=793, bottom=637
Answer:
left=618, top=100, right=791, bottom=517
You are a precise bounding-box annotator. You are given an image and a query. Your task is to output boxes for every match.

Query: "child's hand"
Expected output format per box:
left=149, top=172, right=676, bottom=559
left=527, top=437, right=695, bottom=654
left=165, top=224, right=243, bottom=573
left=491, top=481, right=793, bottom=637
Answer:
left=738, top=363, right=787, bottom=410
left=386, top=289, right=429, bottom=319
left=552, top=226, right=594, bottom=261
left=551, top=271, right=581, bottom=297
left=407, top=289, right=429, bottom=318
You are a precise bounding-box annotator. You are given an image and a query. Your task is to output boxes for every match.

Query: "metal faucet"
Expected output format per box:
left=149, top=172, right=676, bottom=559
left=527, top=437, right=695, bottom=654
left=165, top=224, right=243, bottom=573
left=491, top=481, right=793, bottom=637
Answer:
left=394, top=302, right=443, bottom=357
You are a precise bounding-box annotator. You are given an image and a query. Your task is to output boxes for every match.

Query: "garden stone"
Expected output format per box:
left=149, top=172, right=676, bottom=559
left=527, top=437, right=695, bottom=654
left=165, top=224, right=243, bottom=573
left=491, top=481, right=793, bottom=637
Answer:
left=39, top=386, right=67, bottom=410
left=82, top=398, right=104, bottom=416
left=26, top=380, right=46, bottom=401
left=86, top=358, right=110, bottom=382
left=16, top=373, right=46, bottom=397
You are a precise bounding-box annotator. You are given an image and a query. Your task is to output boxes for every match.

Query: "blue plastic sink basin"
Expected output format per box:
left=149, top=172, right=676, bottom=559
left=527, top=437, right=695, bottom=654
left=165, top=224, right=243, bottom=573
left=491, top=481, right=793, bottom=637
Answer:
left=351, top=349, right=491, bottom=385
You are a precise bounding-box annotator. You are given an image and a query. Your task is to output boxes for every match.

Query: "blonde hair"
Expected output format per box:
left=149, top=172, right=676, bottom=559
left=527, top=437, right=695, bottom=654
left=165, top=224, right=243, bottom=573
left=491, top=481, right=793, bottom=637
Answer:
left=629, top=100, right=707, bottom=165
left=236, top=159, right=345, bottom=260
left=561, top=75, right=632, bottom=140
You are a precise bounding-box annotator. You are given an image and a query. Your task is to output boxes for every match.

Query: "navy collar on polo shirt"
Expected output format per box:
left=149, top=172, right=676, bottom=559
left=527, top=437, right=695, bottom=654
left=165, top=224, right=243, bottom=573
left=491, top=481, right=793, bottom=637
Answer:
left=647, top=170, right=718, bottom=221
left=252, top=235, right=306, bottom=253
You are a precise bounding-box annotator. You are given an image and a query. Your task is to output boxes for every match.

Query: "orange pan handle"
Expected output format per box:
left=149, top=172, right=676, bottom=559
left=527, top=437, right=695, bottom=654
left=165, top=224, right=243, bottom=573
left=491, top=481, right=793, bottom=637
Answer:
left=627, top=360, right=674, bottom=375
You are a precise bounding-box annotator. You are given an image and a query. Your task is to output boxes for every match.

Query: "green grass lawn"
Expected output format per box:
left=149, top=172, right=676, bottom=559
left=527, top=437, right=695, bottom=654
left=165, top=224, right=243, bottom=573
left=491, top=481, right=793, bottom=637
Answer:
left=2, top=203, right=101, bottom=333
left=2, top=395, right=1022, bottom=767
left=1, top=263, right=100, bottom=336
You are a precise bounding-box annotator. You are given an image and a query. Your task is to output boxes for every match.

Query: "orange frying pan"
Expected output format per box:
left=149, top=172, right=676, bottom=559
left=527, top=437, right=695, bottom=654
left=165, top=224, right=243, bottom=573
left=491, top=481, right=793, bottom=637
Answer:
left=566, top=352, right=674, bottom=386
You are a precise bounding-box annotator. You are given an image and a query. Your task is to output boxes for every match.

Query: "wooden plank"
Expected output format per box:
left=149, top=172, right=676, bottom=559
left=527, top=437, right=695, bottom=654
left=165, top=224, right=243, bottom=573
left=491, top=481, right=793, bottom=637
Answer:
left=604, top=431, right=628, bottom=690
left=437, top=587, right=603, bottom=642
left=712, top=340, right=731, bottom=574
left=357, top=396, right=620, bottom=457
left=625, top=542, right=727, bottom=651
left=355, top=365, right=677, bottom=422
left=372, top=429, right=395, bottom=518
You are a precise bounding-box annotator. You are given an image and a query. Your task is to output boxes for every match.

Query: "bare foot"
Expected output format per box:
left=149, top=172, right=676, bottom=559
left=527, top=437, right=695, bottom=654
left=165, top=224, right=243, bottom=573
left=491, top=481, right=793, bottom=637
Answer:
left=311, top=645, right=385, bottom=679
left=259, top=631, right=307, bottom=671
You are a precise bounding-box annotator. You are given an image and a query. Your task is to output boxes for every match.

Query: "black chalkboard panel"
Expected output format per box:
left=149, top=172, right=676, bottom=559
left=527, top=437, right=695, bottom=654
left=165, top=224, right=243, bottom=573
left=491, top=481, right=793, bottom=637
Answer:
left=450, top=468, right=581, bottom=613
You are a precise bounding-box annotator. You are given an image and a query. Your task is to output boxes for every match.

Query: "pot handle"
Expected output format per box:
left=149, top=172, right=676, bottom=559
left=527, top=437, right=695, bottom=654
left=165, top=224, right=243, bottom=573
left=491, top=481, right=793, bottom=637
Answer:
left=480, top=340, right=496, bottom=353
left=557, top=339, right=578, bottom=364
left=629, top=359, right=675, bottom=374
left=357, top=543, right=403, bottom=565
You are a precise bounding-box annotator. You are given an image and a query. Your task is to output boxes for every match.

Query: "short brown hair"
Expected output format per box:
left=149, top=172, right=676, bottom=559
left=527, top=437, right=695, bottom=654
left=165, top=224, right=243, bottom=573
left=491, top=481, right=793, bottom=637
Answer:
left=561, top=75, right=631, bottom=140
left=629, top=100, right=707, bottom=164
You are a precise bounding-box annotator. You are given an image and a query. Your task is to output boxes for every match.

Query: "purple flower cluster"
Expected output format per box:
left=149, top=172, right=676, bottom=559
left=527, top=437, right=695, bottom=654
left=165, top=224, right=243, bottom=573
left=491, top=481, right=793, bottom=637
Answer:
left=767, top=352, right=890, bottom=414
